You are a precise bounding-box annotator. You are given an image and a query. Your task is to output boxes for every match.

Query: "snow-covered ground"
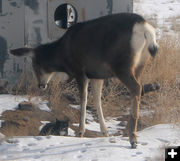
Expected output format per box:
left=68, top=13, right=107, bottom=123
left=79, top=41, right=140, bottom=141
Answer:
left=0, top=94, right=50, bottom=116
left=0, top=124, right=179, bottom=161
left=0, top=95, right=180, bottom=160
left=1, top=0, right=180, bottom=160
left=0, top=94, right=50, bottom=128
left=134, top=0, right=180, bottom=19
left=134, top=0, right=180, bottom=36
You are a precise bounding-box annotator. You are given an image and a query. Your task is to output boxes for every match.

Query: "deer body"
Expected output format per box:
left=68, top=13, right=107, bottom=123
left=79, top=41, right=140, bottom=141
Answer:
left=10, top=13, right=158, bottom=148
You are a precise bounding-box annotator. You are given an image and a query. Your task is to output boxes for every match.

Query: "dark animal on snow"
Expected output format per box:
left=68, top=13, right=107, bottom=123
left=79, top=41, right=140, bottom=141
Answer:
left=39, top=119, right=69, bottom=136
left=10, top=12, right=158, bottom=148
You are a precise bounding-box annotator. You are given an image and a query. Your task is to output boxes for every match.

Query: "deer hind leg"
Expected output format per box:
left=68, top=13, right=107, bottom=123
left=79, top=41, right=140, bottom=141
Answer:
left=116, top=72, right=141, bottom=148
left=91, top=79, right=109, bottom=137
left=135, top=64, right=145, bottom=96
left=76, top=76, right=89, bottom=137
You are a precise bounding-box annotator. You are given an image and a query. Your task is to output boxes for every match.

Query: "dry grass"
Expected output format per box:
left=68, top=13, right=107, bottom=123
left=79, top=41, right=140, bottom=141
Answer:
left=12, top=71, right=40, bottom=97
left=147, top=17, right=158, bottom=28
left=140, top=35, right=180, bottom=126
left=170, top=15, right=180, bottom=31
left=142, top=36, right=180, bottom=84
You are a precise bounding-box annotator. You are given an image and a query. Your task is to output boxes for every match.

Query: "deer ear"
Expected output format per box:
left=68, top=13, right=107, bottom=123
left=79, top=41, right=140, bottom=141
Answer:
left=10, top=47, right=34, bottom=57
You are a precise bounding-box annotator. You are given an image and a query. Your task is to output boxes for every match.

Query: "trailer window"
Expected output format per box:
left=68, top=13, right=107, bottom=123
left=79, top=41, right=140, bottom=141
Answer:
left=54, top=3, right=77, bottom=29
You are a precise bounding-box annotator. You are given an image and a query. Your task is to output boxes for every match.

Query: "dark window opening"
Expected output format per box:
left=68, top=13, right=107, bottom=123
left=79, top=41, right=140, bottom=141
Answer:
left=54, top=3, right=77, bottom=29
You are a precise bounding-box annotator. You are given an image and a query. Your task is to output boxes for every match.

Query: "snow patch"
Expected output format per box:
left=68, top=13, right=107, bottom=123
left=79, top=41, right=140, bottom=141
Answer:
left=69, top=104, right=80, bottom=110
left=39, top=121, right=51, bottom=131
left=134, top=0, right=180, bottom=19
left=0, top=95, right=51, bottom=117
left=0, top=124, right=179, bottom=161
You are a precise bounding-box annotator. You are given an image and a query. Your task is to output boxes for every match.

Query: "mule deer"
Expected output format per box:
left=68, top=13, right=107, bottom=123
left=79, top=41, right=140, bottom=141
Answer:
left=10, top=13, right=158, bottom=148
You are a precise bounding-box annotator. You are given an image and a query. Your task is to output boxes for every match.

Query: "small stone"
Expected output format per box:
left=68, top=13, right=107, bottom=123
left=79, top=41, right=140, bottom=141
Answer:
left=22, top=117, right=29, bottom=122
left=118, top=121, right=127, bottom=127
left=18, top=101, right=35, bottom=111
left=142, top=82, right=160, bottom=96
left=117, top=130, right=123, bottom=135
left=109, top=137, right=116, bottom=143
left=6, top=138, right=19, bottom=144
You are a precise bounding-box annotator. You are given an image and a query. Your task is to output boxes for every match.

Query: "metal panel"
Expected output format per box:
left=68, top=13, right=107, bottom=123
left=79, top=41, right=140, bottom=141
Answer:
left=0, top=0, right=25, bottom=49
left=112, top=0, right=133, bottom=13
left=0, top=0, right=25, bottom=78
left=0, top=0, right=2, bottom=14
left=24, top=0, right=50, bottom=46
left=80, top=0, right=107, bottom=20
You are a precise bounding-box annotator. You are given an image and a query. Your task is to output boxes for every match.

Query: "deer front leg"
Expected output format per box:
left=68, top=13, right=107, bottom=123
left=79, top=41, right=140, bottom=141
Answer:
left=91, top=79, right=109, bottom=137
left=77, top=77, right=89, bottom=137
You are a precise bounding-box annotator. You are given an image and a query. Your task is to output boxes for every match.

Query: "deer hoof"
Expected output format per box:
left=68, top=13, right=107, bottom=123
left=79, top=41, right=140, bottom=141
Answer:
left=131, top=141, right=137, bottom=149
left=78, top=132, right=84, bottom=138
left=102, top=132, right=109, bottom=137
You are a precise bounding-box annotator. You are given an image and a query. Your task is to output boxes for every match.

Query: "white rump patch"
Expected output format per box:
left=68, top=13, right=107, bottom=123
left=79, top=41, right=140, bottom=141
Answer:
left=131, top=22, right=146, bottom=68
left=131, top=22, right=158, bottom=69
left=144, top=22, right=158, bottom=48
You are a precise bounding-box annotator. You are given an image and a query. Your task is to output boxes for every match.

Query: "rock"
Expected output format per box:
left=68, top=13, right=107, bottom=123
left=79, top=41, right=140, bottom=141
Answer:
left=118, top=121, right=127, bottom=127
left=6, top=138, right=19, bottom=144
left=109, top=137, right=116, bottom=143
left=18, top=101, right=35, bottom=111
left=118, top=130, right=123, bottom=135
left=22, top=117, right=29, bottom=122
left=142, top=82, right=160, bottom=96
